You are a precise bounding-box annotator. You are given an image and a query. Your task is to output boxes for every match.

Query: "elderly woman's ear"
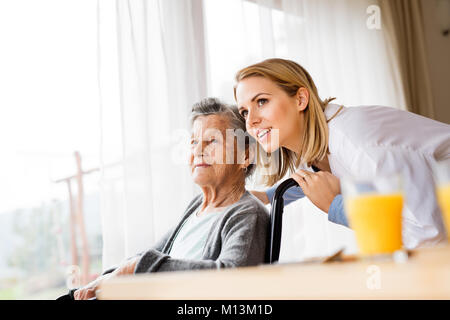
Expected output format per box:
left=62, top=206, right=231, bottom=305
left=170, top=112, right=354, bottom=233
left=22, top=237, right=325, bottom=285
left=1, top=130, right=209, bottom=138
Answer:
left=242, top=140, right=256, bottom=177
left=248, top=143, right=255, bottom=165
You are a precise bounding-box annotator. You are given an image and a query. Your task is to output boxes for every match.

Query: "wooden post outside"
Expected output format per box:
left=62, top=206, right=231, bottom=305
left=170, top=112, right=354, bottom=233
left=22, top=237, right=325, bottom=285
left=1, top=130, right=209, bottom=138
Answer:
left=66, top=179, right=79, bottom=267
left=54, top=155, right=120, bottom=286
left=74, top=151, right=90, bottom=286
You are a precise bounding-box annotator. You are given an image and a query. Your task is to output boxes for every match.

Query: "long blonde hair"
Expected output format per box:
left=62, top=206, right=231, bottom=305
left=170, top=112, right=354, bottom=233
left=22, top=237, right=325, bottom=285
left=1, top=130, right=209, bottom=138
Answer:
left=234, top=58, right=335, bottom=186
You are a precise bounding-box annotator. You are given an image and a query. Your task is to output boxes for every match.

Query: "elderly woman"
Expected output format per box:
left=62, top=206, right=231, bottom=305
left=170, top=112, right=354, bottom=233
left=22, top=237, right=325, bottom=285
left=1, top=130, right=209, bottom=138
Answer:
left=71, top=98, right=269, bottom=300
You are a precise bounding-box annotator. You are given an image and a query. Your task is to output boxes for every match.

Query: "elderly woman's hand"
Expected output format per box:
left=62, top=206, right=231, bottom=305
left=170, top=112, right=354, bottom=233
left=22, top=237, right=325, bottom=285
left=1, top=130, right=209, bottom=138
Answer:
left=73, top=256, right=139, bottom=300
left=291, top=169, right=341, bottom=213
left=73, top=275, right=107, bottom=300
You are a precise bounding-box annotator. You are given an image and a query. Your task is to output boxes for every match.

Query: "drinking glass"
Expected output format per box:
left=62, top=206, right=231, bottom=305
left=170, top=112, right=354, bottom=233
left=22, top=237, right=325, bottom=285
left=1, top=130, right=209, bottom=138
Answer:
left=432, top=158, right=450, bottom=241
left=341, top=174, right=404, bottom=256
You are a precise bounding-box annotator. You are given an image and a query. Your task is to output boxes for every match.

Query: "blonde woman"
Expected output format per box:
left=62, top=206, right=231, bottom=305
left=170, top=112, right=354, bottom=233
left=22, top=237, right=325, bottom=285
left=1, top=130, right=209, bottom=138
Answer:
left=234, top=58, right=450, bottom=249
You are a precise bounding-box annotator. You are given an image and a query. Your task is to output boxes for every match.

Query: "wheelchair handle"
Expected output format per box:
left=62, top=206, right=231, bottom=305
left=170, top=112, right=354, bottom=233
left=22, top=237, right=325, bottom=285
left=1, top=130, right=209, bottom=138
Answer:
left=268, top=178, right=299, bottom=264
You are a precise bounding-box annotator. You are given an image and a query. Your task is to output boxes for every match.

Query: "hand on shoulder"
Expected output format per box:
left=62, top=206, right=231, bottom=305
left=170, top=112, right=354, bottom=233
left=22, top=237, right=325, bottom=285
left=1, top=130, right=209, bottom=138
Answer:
left=291, top=169, right=341, bottom=213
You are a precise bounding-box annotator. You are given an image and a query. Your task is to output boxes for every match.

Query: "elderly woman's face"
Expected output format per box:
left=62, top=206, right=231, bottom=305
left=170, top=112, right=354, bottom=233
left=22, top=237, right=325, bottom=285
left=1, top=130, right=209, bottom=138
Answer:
left=189, top=115, right=243, bottom=188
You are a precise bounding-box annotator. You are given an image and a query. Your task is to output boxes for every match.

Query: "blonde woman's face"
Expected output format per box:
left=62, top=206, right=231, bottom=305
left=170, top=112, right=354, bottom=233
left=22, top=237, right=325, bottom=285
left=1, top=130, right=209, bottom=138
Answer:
left=235, top=76, right=304, bottom=153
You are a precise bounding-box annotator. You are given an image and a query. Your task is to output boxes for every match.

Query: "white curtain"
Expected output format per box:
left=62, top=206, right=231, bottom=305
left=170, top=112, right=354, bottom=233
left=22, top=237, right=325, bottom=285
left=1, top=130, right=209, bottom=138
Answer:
left=98, top=0, right=407, bottom=267
left=97, top=0, right=205, bottom=268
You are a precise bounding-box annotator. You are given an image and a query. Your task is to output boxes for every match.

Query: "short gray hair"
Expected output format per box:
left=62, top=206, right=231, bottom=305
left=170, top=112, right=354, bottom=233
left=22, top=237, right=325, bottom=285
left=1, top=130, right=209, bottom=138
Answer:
left=190, top=97, right=256, bottom=178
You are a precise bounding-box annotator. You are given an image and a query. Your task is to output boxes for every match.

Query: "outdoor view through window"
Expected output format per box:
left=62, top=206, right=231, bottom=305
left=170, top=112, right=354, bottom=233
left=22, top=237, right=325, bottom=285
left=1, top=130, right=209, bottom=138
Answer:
left=0, top=0, right=102, bottom=299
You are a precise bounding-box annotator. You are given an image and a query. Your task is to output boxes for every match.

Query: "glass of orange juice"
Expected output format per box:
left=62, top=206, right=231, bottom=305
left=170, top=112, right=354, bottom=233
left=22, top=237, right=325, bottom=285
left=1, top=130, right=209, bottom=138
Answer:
left=432, top=159, right=450, bottom=241
left=341, top=175, right=404, bottom=256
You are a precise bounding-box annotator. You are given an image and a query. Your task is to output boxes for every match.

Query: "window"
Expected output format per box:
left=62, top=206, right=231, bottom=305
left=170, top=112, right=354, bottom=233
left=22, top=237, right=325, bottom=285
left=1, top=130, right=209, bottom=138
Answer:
left=0, top=0, right=101, bottom=299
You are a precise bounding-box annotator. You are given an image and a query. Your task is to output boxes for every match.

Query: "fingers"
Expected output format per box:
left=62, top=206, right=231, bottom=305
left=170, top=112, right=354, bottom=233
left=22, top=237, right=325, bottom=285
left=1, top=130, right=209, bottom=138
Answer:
left=291, top=172, right=308, bottom=193
left=74, top=288, right=96, bottom=300
left=73, top=282, right=99, bottom=300
left=295, top=169, right=310, bottom=179
left=292, top=170, right=330, bottom=194
left=293, top=169, right=313, bottom=184
left=74, top=288, right=85, bottom=300
left=292, top=168, right=338, bottom=189
left=74, top=289, right=86, bottom=300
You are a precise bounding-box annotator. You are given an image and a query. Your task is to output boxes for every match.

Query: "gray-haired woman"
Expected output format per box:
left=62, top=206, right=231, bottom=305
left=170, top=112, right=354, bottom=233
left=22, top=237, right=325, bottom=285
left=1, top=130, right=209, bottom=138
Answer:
left=71, top=98, right=269, bottom=300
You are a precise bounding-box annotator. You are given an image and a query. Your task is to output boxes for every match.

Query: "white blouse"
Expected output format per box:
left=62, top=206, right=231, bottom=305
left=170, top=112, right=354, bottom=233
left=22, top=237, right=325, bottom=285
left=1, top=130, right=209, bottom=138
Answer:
left=324, top=103, right=450, bottom=249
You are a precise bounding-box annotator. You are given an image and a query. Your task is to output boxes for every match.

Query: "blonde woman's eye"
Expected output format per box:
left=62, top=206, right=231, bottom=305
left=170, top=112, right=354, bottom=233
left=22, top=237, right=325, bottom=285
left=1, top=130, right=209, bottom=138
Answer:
left=257, top=98, right=268, bottom=107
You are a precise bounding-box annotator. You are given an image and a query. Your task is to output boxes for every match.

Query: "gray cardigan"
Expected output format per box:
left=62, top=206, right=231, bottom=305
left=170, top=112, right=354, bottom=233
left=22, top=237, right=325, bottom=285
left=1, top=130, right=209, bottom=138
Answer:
left=133, top=190, right=269, bottom=273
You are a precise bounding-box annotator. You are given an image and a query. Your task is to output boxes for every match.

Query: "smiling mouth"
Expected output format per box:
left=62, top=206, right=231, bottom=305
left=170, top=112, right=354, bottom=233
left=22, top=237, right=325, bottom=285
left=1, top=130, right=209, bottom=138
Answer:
left=257, top=128, right=271, bottom=141
left=195, top=164, right=211, bottom=168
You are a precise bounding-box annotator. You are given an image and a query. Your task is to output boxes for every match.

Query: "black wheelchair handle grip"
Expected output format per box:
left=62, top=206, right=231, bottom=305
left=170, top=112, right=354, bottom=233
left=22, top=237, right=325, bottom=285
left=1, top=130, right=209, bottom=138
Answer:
left=268, top=178, right=299, bottom=264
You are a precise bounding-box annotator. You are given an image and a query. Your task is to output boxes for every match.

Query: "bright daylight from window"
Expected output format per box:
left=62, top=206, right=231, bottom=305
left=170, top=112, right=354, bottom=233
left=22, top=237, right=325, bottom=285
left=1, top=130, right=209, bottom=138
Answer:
left=0, top=0, right=102, bottom=299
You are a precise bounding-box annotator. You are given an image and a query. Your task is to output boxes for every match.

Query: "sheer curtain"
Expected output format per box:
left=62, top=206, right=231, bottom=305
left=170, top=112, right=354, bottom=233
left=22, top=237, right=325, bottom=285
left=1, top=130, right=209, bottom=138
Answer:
left=97, top=0, right=407, bottom=267
left=97, top=0, right=205, bottom=268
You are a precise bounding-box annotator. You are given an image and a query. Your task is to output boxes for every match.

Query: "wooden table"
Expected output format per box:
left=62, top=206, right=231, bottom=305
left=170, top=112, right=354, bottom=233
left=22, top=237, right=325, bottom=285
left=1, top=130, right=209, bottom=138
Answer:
left=98, top=245, right=450, bottom=299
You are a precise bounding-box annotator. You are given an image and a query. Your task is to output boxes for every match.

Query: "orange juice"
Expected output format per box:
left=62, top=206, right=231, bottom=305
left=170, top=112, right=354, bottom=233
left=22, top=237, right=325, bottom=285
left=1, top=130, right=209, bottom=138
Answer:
left=345, top=193, right=403, bottom=255
left=437, top=183, right=450, bottom=240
